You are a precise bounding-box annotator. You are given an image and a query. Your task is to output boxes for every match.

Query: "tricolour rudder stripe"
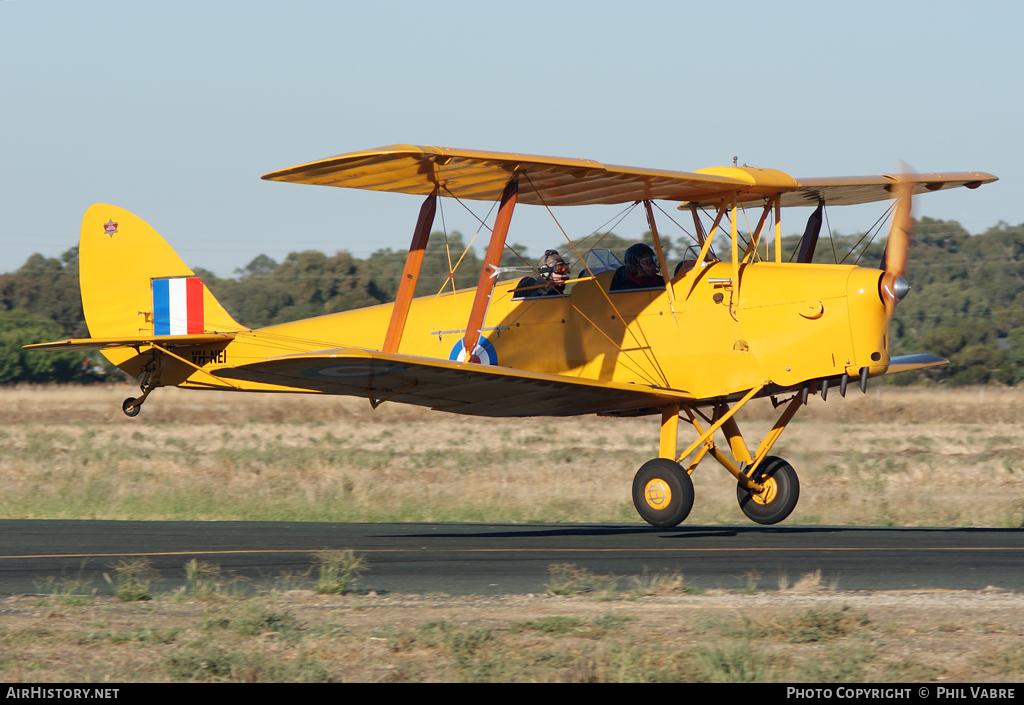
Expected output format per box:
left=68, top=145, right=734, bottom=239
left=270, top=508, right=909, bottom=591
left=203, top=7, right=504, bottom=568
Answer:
left=152, top=277, right=207, bottom=335
left=186, top=277, right=205, bottom=334
left=153, top=279, right=171, bottom=335
left=171, top=278, right=186, bottom=334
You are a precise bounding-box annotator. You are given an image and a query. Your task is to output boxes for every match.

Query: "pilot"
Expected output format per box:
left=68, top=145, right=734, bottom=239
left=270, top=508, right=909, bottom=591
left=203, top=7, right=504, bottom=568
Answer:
left=610, top=243, right=663, bottom=290
left=516, top=249, right=570, bottom=298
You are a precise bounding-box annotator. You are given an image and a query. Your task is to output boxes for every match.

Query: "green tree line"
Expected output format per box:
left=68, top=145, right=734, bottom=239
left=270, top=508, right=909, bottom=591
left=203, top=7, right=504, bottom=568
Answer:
left=2, top=218, right=1023, bottom=385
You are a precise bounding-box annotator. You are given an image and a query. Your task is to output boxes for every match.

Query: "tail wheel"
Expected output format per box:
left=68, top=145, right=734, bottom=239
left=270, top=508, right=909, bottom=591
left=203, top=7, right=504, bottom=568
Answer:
left=122, top=397, right=142, bottom=418
left=632, top=458, right=694, bottom=528
left=737, top=456, right=800, bottom=525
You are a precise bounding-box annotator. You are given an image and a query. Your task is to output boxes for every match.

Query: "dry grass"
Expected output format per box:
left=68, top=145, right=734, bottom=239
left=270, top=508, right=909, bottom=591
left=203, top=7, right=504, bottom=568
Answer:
left=0, top=384, right=1023, bottom=526
left=3, top=580, right=1024, bottom=682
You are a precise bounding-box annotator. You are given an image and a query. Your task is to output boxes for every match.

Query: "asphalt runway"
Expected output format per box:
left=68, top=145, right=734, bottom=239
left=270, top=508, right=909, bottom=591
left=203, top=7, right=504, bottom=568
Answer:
left=1, top=520, right=1022, bottom=595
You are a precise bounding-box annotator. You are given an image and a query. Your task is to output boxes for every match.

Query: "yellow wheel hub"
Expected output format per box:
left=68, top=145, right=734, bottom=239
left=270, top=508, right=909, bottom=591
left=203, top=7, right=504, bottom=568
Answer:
left=750, top=476, right=778, bottom=505
left=644, top=478, right=672, bottom=510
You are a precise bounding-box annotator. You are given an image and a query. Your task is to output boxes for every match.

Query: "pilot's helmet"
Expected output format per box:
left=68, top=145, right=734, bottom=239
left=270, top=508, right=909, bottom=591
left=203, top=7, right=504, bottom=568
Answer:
left=537, top=250, right=569, bottom=280
left=625, top=243, right=659, bottom=277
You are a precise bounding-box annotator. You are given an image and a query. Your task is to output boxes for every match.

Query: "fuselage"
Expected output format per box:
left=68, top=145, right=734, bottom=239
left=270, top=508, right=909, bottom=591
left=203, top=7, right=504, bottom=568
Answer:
left=169, top=260, right=891, bottom=401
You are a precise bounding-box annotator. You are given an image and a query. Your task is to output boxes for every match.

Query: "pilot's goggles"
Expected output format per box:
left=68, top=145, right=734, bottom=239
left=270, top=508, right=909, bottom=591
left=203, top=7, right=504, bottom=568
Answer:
left=539, top=262, right=571, bottom=277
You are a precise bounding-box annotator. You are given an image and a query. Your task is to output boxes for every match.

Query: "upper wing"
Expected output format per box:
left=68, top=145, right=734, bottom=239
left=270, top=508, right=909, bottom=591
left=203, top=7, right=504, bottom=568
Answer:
left=261, top=144, right=773, bottom=207
left=264, top=146, right=996, bottom=208
left=779, top=173, right=997, bottom=208
left=212, top=348, right=693, bottom=417
left=25, top=333, right=236, bottom=352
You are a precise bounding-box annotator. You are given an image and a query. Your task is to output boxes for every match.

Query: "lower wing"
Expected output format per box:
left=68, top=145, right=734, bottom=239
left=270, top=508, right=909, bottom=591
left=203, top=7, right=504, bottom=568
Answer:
left=885, top=354, right=948, bottom=374
left=212, top=348, right=693, bottom=417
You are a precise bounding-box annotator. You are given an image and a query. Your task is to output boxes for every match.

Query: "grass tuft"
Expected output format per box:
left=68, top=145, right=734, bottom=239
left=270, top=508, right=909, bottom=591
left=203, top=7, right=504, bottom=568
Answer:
left=628, top=568, right=702, bottom=596
left=166, top=644, right=238, bottom=681
left=739, top=570, right=762, bottom=594
left=181, top=559, right=241, bottom=598
left=510, top=616, right=581, bottom=634
left=233, top=607, right=303, bottom=637
left=791, top=570, right=823, bottom=592
left=796, top=644, right=877, bottom=682
left=708, top=607, right=870, bottom=644
left=380, top=620, right=496, bottom=673
left=36, top=564, right=96, bottom=607
left=313, top=550, right=368, bottom=595
left=104, top=558, right=160, bottom=601
left=592, top=612, right=639, bottom=630
left=975, top=645, right=1024, bottom=675
left=697, top=641, right=771, bottom=682
left=883, top=658, right=945, bottom=680
left=165, top=641, right=331, bottom=682
left=785, top=609, right=870, bottom=643
left=545, top=563, right=618, bottom=596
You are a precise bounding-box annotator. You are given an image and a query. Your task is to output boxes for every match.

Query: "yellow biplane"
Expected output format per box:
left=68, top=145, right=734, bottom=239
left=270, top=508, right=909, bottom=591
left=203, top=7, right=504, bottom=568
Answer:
left=27, top=145, right=997, bottom=526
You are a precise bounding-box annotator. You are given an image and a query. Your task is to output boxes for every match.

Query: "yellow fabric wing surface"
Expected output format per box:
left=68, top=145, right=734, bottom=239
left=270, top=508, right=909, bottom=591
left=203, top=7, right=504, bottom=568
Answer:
left=264, top=145, right=995, bottom=208
left=212, top=349, right=693, bottom=417
left=779, top=173, right=997, bottom=207
left=262, top=144, right=756, bottom=207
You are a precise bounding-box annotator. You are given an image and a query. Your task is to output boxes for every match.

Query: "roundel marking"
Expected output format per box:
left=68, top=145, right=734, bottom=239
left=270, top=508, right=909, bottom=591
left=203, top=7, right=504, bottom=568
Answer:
left=449, top=337, right=498, bottom=365
left=300, top=363, right=403, bottom=379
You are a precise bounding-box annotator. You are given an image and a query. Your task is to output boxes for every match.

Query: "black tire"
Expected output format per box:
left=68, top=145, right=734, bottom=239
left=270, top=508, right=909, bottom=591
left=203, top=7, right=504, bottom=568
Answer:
left=122, top=397, right=141, bottom=418
left=632, top=458, right=695, bottom=528
left=736, top=456, right=800, bottom=525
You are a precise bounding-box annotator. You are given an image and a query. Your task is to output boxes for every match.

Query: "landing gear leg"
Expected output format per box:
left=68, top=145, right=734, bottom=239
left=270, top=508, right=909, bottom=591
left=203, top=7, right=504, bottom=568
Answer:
left=633, top=405, right=694, bottom=528
left=677, top=390, right=804, bottom=526
left=122, top=355, right=160, bottom=418
left=122, top=387, right=154, bottom=418
left=632, top=458, right=694, bottom=528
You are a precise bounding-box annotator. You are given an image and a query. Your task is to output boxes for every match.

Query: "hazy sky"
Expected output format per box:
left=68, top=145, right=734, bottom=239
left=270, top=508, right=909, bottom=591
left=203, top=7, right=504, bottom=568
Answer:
left=2, top=1, right=1020, bottom=276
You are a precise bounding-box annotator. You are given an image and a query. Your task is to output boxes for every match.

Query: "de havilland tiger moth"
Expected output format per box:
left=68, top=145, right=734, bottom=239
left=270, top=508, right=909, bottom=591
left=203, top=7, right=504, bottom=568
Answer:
left=27, top=145, right=997, bottom=526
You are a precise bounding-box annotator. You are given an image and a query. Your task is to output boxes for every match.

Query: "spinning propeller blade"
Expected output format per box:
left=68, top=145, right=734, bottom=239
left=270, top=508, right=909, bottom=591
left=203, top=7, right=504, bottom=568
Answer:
left=879, top=172, right=914, bottom=315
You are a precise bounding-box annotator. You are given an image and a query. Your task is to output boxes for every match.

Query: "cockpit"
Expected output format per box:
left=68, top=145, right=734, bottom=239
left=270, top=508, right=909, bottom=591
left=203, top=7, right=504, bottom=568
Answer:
left=511, top=244, right=715, bottom=301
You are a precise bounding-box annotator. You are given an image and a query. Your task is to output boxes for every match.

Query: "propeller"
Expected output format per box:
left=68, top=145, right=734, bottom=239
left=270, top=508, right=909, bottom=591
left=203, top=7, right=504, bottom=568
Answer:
left=879, top=173, right=914, bottom=316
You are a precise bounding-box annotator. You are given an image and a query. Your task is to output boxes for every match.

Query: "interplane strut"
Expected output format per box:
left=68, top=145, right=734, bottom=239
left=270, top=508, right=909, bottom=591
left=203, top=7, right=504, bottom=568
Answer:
left=382, top=189, right=438, bottom=354
left=463, top=175, right=519, bottom=362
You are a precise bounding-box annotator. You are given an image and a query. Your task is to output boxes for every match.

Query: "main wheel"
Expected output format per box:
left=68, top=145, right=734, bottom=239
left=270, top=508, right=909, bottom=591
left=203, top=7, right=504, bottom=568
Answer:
left=122, top=397, right=141, bottom=417
left=632, top=458, right=694, bottom=528
left=736, top=456, right=800, bottom=525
